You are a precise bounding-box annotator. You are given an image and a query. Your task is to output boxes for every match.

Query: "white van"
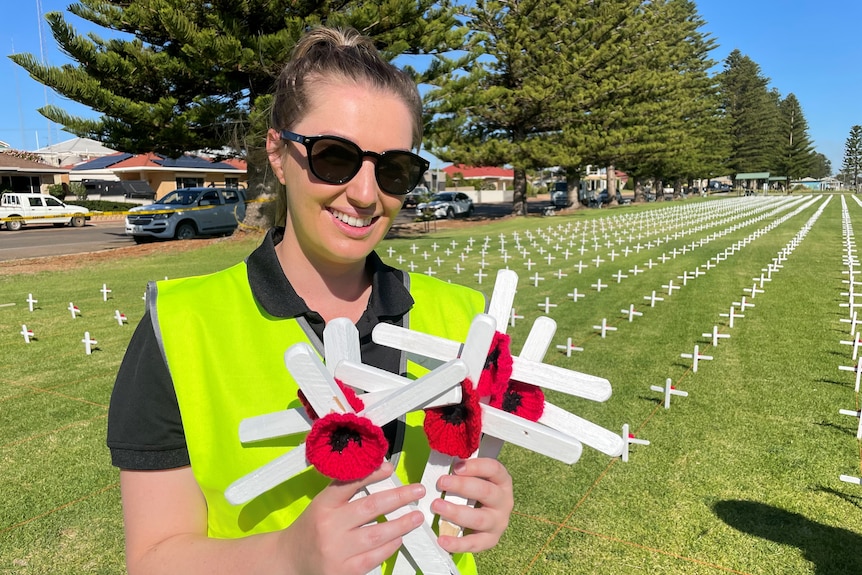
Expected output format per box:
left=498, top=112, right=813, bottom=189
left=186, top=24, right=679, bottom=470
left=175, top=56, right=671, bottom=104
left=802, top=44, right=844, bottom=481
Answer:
left=0, top=193, right=91, bottom=231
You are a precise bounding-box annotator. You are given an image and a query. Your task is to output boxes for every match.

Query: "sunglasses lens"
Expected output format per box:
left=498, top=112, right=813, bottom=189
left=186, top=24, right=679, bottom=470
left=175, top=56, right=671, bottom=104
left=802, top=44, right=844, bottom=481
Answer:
left=377, top=153, right=425, bottom=195
left=309, top=139, right=361, bottom=183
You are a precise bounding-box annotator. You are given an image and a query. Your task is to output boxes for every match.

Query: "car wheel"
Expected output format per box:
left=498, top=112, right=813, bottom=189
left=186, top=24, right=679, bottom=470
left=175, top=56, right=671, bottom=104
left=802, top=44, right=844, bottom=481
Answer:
left=6, top=219, right=22, bottom=231
left=446, top=206, right=455, bottom=219
left=70, top=216, right=85, bottom=228
left=175, top=222, right=196, bottom=240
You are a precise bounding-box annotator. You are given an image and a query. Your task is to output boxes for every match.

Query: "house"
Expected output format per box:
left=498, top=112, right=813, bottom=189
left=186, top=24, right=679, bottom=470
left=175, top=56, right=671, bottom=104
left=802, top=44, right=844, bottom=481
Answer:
left=35, top=137, right=118, bottom=167
left=443, top=165, right=515, bottom=202
left=0, top=152, right=68, bottom=193
left=71, top=152, right=247, bottom=198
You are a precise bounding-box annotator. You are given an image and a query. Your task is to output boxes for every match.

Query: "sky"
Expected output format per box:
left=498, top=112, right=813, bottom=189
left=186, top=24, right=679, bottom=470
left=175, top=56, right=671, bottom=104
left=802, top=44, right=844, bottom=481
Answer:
left=0, top=0, right=859, bottom=173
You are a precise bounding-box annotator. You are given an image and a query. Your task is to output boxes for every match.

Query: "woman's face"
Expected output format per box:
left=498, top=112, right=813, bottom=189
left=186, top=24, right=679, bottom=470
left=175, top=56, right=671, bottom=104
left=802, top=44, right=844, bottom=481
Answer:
left=268, top=81, right=415, bottom=271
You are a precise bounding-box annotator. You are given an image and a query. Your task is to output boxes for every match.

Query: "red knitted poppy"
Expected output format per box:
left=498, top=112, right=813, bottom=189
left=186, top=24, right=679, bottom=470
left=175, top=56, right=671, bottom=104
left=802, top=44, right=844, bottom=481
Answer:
left=305, top=412, right=388, bottom=481
left=490, top=380, right=545, bottom=422
left=297, top=378, right=365, bottom=420
left=423, top=378, right=483, bottom=459
left=476, top=331, right=513, bottom=398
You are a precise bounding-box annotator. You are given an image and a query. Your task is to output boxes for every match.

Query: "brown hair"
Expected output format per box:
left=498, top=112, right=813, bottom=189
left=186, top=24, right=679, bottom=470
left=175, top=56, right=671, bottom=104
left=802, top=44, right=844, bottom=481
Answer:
left=271, top=27, right=423, bottom=147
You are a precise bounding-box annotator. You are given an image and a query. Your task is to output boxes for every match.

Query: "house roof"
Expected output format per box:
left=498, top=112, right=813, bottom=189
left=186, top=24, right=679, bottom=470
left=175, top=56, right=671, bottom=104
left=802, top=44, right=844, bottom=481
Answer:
left=0, top=153, right=69, bottom=174
left=443, top=164, right=514, bottom=179
left=35, top=137, right=117, bottom=156
left=72, top=152, right=246, bottom=173
left=735, top=172, right=770, bottom=179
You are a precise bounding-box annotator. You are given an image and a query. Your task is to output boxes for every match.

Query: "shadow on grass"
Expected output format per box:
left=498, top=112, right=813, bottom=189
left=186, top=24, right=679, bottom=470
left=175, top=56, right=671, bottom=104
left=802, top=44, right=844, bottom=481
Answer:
left=713, top=500, right=862, bottom=574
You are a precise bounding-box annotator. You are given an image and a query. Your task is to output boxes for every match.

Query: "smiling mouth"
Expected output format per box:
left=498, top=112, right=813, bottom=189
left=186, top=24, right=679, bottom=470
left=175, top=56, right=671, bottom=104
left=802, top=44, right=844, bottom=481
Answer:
left=330, top=208, right=375, bottom=228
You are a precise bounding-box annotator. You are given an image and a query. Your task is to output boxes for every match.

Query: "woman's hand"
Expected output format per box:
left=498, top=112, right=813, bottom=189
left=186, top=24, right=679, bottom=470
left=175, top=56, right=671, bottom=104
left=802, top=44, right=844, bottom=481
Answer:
left=431, top=457, right=514, bottom=553
left=280, top=462, right=426, bottom=575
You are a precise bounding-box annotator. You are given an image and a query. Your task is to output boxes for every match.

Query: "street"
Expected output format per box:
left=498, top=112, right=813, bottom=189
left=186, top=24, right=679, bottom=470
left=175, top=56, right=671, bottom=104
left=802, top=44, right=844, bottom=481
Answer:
left=0, top=219, right=133, bottom=261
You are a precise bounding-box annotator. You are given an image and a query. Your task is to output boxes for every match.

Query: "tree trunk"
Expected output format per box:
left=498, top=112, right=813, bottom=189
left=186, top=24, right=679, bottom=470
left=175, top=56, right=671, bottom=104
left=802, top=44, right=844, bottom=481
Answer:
left=655, top=179, right=665, bottom=201
left=606, top=165, right=618, bottom=206
left=633, top=179, right=644, bottom=203
left=567, top=168, right=583, bottom=210
left=512, top=167, right=528, bottom=216
left=241, top=143, right=281, bottom=229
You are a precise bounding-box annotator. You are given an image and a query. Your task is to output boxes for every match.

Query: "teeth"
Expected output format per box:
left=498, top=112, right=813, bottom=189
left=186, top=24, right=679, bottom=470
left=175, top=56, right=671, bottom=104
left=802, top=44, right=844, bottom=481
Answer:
left=331, top=209, right=373, bottom=228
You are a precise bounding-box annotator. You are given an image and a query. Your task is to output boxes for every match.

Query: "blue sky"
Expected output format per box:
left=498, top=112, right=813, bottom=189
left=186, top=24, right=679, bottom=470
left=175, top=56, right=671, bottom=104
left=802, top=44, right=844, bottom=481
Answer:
left=1, top=1, right=858, bottom=173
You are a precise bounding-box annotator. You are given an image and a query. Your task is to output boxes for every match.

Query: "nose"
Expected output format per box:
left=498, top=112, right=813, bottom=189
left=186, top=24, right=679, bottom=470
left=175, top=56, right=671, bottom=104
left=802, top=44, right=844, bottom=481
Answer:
left=346, top=158, right=379, bottom=207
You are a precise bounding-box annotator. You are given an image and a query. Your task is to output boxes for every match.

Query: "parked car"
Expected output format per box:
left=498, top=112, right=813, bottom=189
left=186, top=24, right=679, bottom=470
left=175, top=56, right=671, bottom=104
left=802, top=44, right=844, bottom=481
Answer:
left=0, top=192, right=90, bottom=231
left=416, top=192, right=474, bottom=219
left=402, top=186, right=430, bottom=210
left=125, top=187, right=246, bottom=243
left=551, top=182, right=571, bottom=208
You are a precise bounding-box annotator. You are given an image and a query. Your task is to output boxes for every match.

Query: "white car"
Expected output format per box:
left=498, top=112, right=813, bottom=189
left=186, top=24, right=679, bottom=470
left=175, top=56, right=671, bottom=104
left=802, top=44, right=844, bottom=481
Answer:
left=0, top=193, right=90, bottom=230
left=416, top=192, right=474, bottom=219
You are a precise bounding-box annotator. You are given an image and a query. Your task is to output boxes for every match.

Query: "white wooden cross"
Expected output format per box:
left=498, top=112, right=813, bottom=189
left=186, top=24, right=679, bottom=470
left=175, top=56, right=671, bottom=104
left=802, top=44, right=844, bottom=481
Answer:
left=662, top=280, right=679, bottom=295
left=538, top=297, right=556, bottom=314
left=838, top=362, right=862, bottom=392
left=732, top=296, right=755, bottom=311
left=719, top=305, right=744, bottom=328
left=68, top=302, right=81, bottom=319
left=554, top=269, right=568, bottom=280
left=82, top=332, right=97, bottom=355
left=20, top=325, right=34, bottom=343
left=840, top=311, right=861, bottom=335
left=371, top=270, right=621, bottom=523
left=742, top=283, right=765, bottom=298
left=114, top=310, right=128, bottom=326
left=650, top=378, right=688, bottom=409
left=567, top=289, right=585, bottom=303
left=592, top=256, right=605, bottom=267
left=592, top=319, right=616, bottom=339
left=703, top=326, right=730, bottom=347
left=681, top=344, right=713, bottom=373
left=530, top=272, right=545, bottom=287
left=612, top=270, right=628, bottom=284
left=573, top=260, right=587, bottom=274
left=838, top=408, right=862, bottom=440
left=644, top=291, right=664, bottom=308
left=839, top=332, right=862, bottom=361
left=100, top=283, right=112, bottom=301
left=629, top=265, right=644, bottom=276
left=591, top=279, right=607, bottom=292
left=621, top=424, right=649, bottom=463
left=227, top=332, right=470, bottom=575
left=474, top=269, right=487, bottom=284
left=509, top=308, right=524, bottom=327
left=556, top=337, right=583, bottom=357
left=621, top=305, right=642, bottom=322
left=26, top=293, right=37, bottom=312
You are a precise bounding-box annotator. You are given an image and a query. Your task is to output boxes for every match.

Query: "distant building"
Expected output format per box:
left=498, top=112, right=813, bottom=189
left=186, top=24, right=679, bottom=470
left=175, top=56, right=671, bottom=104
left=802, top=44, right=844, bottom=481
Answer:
left=0, top=153, right=68, bottom=193
left=71, top=152, right=247, bottom=197
left=35, top=137, right=117, bottom=167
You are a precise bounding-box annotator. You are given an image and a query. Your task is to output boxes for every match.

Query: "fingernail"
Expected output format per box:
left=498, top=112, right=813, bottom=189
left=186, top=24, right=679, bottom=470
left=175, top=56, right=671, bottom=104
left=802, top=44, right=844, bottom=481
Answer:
left=411, top=484, right=425, bottom=498
left=438, top=475, right=451, bottom=490
left=452, top=461, right=466, bottom=473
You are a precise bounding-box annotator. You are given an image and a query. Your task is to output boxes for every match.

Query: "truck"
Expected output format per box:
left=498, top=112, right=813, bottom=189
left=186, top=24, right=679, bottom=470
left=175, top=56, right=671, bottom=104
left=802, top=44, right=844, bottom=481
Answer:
left=0, top=192, right=91, bottom=231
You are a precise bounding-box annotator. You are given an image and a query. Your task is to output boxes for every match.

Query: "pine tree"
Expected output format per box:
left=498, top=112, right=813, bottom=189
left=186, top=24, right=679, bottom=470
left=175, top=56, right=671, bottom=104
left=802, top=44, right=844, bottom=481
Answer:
left=775, top=93, right=815, bottom=179
left=809, top=152, right=831, bottom=180
left=843, top=125, right=862, bottom=192
left=717, top=50, right=779, bottom=177
left=9, top=0, right=464, bottom=200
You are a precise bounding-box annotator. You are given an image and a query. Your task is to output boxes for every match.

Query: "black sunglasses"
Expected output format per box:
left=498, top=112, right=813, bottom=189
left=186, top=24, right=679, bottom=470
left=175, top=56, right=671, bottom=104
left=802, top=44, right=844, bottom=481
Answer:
left=280, top=130, right=430, bottom=196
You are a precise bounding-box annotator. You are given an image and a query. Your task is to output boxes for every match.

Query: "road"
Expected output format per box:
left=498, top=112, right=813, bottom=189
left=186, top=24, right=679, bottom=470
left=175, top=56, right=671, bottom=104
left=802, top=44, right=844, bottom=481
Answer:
left=0, top=219, right=134, bottom=261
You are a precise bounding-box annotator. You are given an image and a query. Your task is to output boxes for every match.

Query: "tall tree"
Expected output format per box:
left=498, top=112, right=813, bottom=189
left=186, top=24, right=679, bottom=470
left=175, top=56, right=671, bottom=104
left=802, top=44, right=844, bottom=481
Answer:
left=9, top=0, right=465, bottom=201
left=809, top=152, right=831, bottom=180
left=843, top=125, right=862, bottom=192
left=424, top=0, right=589, bottom=216
left=717, top=50, right=779, bottom=177
left=774, top=93, right=814, bottom=179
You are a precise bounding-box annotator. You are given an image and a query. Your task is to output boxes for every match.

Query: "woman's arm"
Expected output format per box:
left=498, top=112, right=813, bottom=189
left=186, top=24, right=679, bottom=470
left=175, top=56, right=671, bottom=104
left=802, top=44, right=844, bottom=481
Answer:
left=431, top=457, right=514, bottom=554
left=121, top=463, right=426, bottom=575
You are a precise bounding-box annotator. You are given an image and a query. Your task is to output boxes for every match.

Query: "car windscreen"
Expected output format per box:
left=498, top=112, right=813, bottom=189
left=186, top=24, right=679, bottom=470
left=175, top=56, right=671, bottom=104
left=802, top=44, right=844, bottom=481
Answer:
left=432, top=193, right=455, bottom=201
left=157, top=190, right=198, bottom=205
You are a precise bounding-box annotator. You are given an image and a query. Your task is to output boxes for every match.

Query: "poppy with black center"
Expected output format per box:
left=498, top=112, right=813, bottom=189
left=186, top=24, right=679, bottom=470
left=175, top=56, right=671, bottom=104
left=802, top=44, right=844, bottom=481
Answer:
left=476, top=331, right=513, bottom=398
left=305, top=412, right=388, bottom=481
left=423, top=378, right=483, bottom=459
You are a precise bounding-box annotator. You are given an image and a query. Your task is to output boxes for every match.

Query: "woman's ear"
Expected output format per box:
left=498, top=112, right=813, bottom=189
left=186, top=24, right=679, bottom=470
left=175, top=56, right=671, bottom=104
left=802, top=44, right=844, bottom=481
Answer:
left=266, top=129, right=286, bottom=184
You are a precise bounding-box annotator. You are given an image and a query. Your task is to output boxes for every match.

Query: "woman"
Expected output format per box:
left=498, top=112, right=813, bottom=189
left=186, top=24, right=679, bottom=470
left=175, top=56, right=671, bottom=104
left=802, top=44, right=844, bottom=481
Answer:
left=108, top=26, right=513, bottom=575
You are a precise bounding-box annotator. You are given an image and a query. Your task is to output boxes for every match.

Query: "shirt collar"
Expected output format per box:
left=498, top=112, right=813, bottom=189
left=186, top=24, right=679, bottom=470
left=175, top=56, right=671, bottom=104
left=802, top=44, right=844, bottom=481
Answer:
left=246, top=228, right=414, bottom=320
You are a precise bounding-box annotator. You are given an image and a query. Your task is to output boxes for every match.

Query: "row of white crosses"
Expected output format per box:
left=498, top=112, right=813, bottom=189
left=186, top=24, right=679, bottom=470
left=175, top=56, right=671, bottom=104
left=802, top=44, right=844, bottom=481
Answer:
left=225, top=269, right=623, bottom=574
left=15, top=286, right=128, bottom=354
left=838, top=195, right=862, bottom=487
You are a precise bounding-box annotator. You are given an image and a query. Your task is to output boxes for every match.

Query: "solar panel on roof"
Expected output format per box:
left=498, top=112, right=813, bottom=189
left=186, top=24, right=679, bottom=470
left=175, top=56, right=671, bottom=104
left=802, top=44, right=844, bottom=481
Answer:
left=71, top=153, right=133, bottom=170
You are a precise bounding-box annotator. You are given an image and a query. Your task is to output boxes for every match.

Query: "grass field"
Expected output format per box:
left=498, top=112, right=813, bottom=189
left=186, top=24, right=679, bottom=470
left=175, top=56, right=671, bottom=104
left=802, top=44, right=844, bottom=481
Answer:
left=2, top=193, right=861, bottom=574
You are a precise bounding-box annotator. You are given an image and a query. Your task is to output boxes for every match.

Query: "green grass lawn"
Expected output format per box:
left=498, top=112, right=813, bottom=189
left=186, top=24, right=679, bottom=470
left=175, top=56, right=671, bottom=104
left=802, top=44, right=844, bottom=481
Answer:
left=2, top=194, right=861, bottom=574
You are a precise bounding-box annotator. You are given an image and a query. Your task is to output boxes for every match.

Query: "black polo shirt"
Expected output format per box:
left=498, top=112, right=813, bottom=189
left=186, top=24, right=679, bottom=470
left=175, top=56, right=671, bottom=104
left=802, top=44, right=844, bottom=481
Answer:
left=107, top=228, right=415, bottom=470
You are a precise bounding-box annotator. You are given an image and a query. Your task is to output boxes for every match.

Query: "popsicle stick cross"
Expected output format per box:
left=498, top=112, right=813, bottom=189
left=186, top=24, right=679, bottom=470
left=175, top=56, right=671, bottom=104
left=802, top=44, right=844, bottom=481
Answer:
left=82, top=332, right=97, bottom=355
left=703, top=326, right=730, bottom=347
left=650, top=378, right=688, bottom=409
left=20, top=325, right=34, bottom=343
left=26, top=293, right=37, bottom=312
left=68, top=302, right=81, bottom=318
left=681, top=344, right=713, bottom=373
left=556, top=337, right=584, bottom=357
